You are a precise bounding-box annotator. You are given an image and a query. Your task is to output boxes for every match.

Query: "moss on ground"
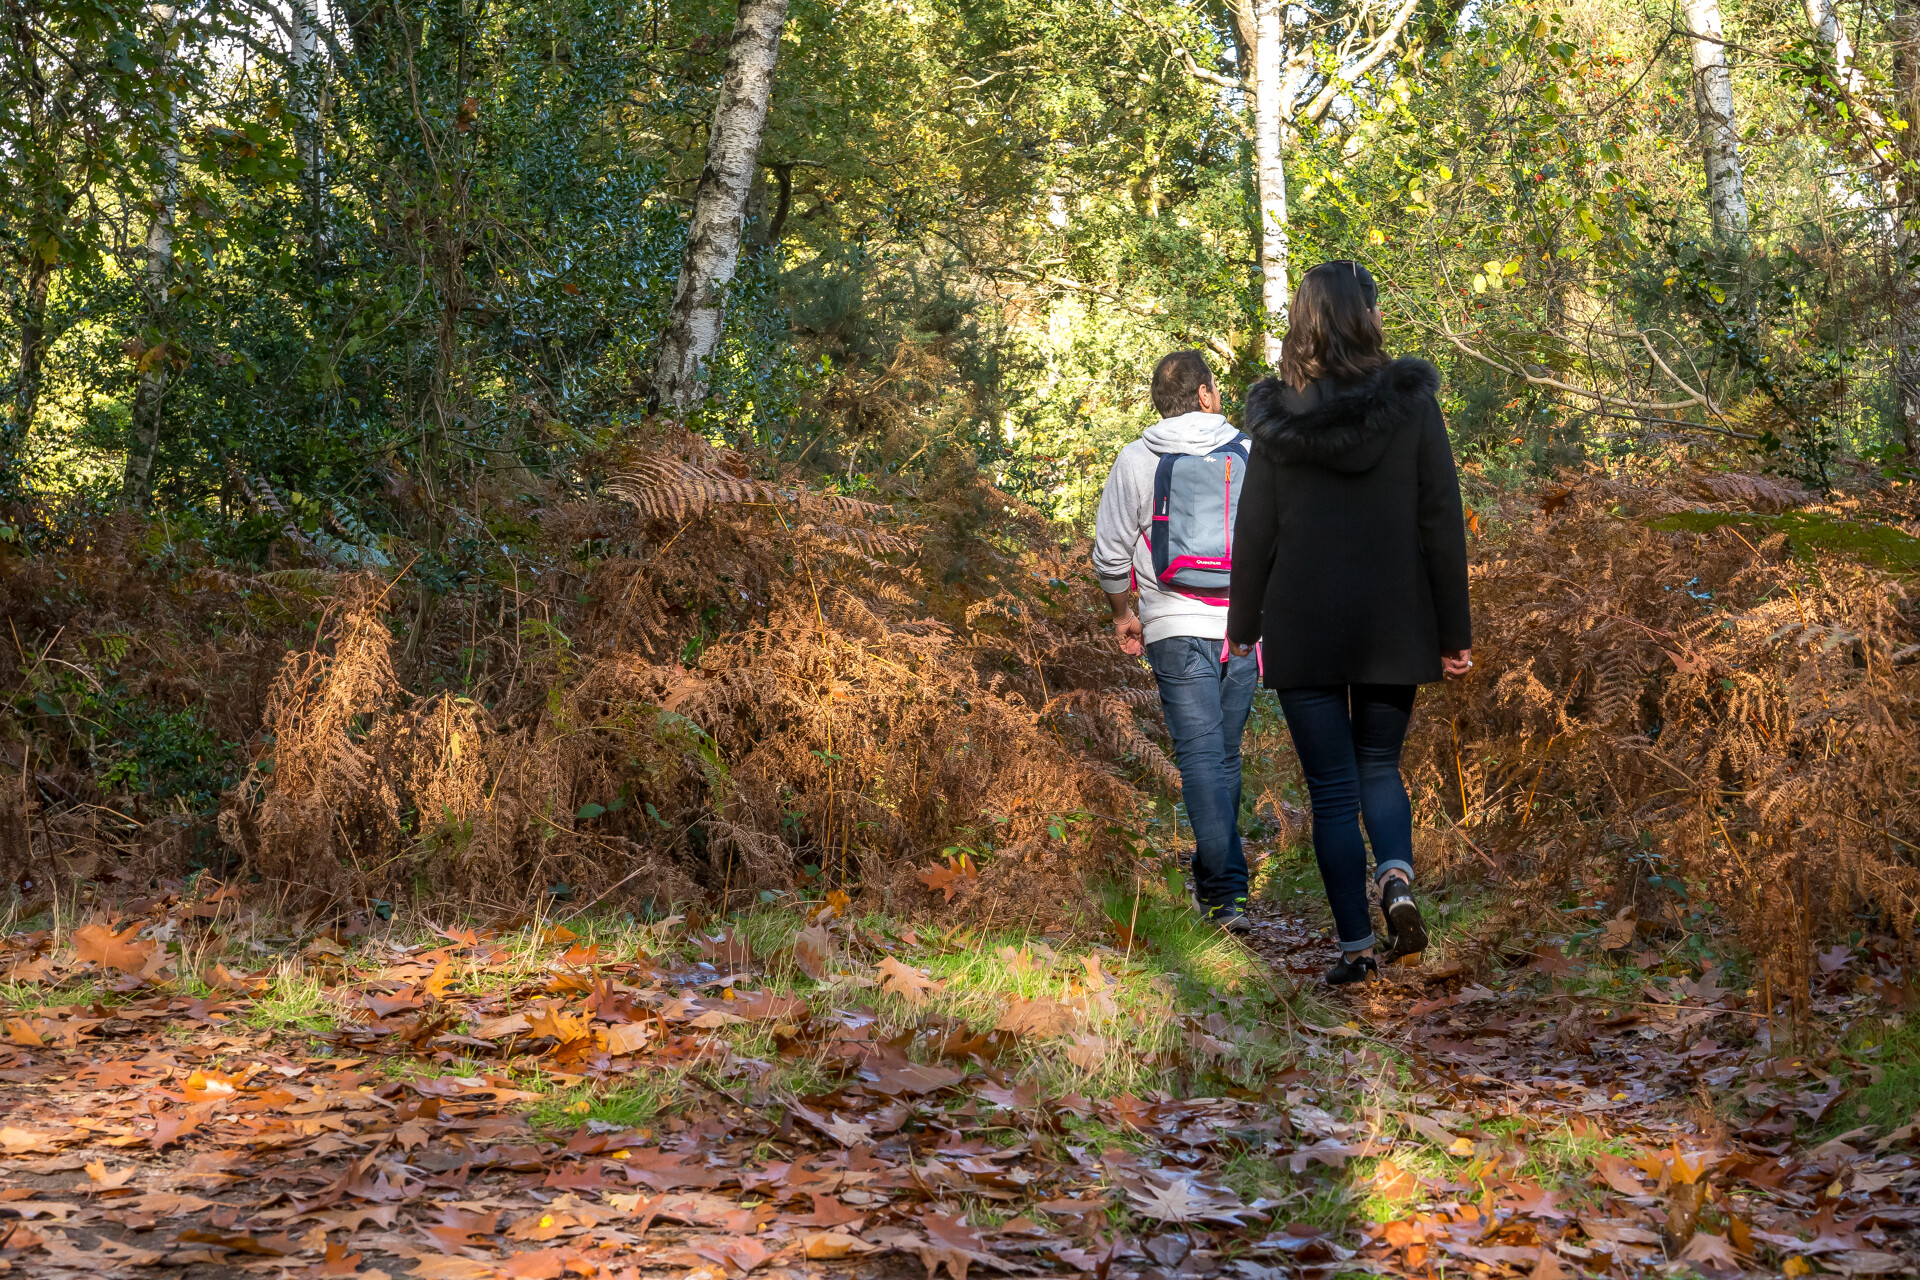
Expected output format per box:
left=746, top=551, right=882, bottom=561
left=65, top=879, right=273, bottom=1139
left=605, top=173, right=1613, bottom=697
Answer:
left=1647, top=509, right=1920, bottom=576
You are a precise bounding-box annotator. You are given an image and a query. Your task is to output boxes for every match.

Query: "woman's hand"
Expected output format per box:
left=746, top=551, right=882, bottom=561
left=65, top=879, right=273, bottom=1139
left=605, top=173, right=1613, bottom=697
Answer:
left=1228, top=640, right=1256, bottom=658
left=1441, top=649, right=1474, bottom=679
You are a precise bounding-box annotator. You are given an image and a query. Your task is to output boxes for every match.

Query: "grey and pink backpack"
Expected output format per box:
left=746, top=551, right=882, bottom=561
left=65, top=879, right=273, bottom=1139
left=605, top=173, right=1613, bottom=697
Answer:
left=1140, top=435, right=1251, bottom=600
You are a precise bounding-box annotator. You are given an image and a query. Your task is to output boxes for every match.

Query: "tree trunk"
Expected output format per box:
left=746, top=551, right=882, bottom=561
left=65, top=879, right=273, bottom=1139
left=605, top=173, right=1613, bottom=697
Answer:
left=1894, top=0, right=1920, bottom=456
left=1805, top=0, right=1866, bottom=92
left=1684, top=0, right=1749, bottom=244
left=290, top=0, right=327, bottom=251
left=122, top=38, right=182, bottom=512
left=1251, top=0, right=1288, bottom=365
left=649, top=0, right=790, bottom=415
left=5, top=256, right=52, bottom=491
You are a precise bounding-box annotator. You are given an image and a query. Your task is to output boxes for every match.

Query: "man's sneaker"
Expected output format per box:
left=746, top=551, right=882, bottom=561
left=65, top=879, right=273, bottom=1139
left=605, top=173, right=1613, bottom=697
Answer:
left=1380, top=876, right=1427, bottom=961
left=1205, top=899, right=1254, bottom=937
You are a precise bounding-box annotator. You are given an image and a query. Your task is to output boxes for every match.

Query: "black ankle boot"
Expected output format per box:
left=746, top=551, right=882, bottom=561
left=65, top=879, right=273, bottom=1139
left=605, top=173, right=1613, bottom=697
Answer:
left=1325, top=954, right=1378, bottom=985
left=1380, top=877, right=1427, bottom=960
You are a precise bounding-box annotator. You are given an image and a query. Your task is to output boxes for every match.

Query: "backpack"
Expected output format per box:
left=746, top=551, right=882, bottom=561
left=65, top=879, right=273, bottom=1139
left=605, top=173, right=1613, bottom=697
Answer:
left=1143, top=435, right=1251, bottom=599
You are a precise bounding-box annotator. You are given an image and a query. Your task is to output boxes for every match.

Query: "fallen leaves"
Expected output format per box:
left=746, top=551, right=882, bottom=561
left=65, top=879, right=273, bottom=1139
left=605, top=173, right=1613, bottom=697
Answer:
left=995, top=996, right=1075, bottom=1037
left=875, top=956, right=940, bottom=1003
left=70, top=919, right=160, bottom=975
left=3, top=887, right=1917, bottom=1280
left=1598, top=908, right=1637, bottom=951
left=1115, top=1172, right=1258, bottom=1225
left=916, top=855, right=979, bottom=904
left=790, top=924, right=835, bottom=981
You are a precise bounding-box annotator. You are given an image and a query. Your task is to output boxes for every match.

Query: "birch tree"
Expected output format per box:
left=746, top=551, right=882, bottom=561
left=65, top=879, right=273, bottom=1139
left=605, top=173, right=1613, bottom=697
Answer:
left=650, top=0, right=790, bottom=415
left=1894, top=0, right=1920, bottom=456
left=1684, top=0, right=1749, bottom=243
left=289, top=0, right=326, bottom=246
left=1152, top=0, right=1425, bottom=366
left=1252, top=0, right=1289, bottom=361
left=2, top=0, right=163, bottom=497
left=122, top=5, right=183, bottom=510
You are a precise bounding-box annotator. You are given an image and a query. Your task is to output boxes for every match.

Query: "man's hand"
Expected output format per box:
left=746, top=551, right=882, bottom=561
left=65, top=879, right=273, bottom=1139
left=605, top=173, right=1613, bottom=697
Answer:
left=1228, top=640, right=1255, bottom=658
left=1442, top=649, right=1474, bottom=680
left=1104, top=590, right=1144, bottom=656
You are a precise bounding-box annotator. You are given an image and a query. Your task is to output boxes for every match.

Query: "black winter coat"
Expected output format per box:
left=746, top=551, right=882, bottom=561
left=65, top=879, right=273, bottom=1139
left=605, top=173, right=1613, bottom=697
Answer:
left=1226, top=356, right=1472, bottom=688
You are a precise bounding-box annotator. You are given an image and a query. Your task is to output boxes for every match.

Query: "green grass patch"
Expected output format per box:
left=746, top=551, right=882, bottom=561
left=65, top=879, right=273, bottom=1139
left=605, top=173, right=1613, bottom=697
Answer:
left=1836, top=1017, right=1920, bottom=1134
left=529, top=1073, right=684, bottom=1134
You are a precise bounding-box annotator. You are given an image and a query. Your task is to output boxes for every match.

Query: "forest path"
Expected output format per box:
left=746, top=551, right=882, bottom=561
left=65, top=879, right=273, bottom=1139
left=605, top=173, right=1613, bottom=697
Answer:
left=0, top=892, right=1914, bottom=1280
left=1240, top=890, right=1920, bottom=1278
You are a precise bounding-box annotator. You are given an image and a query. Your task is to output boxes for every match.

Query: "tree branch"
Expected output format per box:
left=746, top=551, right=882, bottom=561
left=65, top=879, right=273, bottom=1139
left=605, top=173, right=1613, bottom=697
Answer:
left=1119, top=3, right=1246, bottom=90
left=1296, top=0, right=1423, bottom=124
left=1423, top=309, right=1762, bottom=441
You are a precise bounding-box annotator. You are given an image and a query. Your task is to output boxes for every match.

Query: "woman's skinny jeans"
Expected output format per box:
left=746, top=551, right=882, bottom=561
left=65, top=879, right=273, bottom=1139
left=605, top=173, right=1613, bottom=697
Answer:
left=1276, top=684, right=1417, bottom=953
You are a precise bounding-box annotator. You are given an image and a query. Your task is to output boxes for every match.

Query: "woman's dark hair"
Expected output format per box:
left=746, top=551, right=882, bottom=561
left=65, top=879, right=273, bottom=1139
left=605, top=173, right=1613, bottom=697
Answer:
left=1279, top=261, right=1388, bottom=390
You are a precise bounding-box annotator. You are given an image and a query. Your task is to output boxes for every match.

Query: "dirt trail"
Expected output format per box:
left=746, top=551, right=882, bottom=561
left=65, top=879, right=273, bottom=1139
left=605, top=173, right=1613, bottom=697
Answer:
left=0, top=893, right=1915, bottom=1280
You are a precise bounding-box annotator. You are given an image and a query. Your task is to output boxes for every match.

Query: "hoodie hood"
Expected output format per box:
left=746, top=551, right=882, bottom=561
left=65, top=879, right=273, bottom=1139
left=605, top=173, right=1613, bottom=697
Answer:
left=1141, top=411, right=1242, bottom=455
left=1244, top=356, right=1441, bottom=474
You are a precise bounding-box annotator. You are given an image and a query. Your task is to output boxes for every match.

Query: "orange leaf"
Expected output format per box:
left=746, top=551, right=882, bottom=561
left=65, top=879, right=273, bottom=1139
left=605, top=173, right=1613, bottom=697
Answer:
left=792, top=924, right=835, bottom=981
left=3, top=1017, right=44, bottom=1048
left=147, top=1107, right=207, bottom=1151
left=916, top=862, right=973, bottom=903
left=182, top=1069, right=239, bottom=1103
left=316, top=1241, right=367, bottom=1277
left=71, top=920, right=156, bottom=974
left=876, top=956, right=939, bottom=1004
left=527, top=1003, right=589, bottom=1044
left=602, top=1022, right=653, bottom=1055
left=201, top=962, right=267, bottom=995
left=996, top=996, right=1076, bottom=1037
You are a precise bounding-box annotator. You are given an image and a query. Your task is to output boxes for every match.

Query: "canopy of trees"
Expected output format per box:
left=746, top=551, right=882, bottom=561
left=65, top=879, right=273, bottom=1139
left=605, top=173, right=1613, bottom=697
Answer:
left=8, top=0, right=1917, bottom=536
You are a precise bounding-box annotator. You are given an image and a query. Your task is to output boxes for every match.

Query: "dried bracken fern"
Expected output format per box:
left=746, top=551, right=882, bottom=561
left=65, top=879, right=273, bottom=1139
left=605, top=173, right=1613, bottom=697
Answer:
left=204, top=427, right=1167, bottom=919
left=1410, top=470, right=1920, bottom=987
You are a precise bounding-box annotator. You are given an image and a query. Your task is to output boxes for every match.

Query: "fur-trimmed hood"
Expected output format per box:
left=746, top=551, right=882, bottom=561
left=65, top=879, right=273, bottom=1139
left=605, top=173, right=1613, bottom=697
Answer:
left=1243, top=356, right=1441, bottom=474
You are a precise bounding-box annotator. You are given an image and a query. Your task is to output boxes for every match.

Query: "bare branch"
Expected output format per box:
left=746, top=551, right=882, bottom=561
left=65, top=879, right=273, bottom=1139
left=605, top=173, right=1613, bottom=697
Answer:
left=1119, top=3, right=1246, bottom=90
left=1419, top=307, right=1764, bottom=441
left=1295, top=0, right=1423, bottom=124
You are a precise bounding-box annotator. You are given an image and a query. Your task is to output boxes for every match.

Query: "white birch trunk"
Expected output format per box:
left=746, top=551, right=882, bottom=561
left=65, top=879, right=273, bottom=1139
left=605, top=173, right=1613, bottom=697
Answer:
left=1251, top=0, right=1289, bottom=366
left=1684, top=0, right=1750, bottom=243
left=650, top=0, right=790, bottom=415
left=290, top=0, right=325, bottom=234
left=1805, top=0, right=1866, bottom=93
left=1893, top=0, right=1920, bottom=455
left=122, top=6, right=182, bottom=510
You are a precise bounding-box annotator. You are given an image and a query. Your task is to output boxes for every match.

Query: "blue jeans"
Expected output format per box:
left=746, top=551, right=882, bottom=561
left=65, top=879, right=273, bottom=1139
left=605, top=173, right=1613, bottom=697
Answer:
left=1276, top=685, right=1417, bottom=953
left=1147, top=636, right=1258, bottom=911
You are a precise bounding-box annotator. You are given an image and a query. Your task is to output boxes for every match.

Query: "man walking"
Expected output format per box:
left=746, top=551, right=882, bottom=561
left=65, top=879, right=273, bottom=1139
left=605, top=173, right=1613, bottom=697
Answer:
left=1093, top=351, right=1257, bottom=934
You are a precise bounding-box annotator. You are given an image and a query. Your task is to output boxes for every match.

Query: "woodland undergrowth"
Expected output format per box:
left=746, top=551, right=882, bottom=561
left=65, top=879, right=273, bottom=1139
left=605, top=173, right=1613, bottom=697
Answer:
left=3, top=424, right=1167, bottom=926
left=1404, top=463, right=1920, bottom=1011
left=6, top=433, right=1920, bottom=998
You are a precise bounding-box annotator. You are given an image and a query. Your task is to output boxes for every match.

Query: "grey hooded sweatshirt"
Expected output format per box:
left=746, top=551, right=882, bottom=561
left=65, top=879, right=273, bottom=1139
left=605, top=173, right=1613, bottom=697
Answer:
left=1091, top=411, right=1245, bottom=646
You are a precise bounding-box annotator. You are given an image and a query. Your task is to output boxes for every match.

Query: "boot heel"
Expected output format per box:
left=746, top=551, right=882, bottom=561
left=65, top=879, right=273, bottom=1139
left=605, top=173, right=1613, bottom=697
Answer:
left=1325, top=954, right=1378, bottom=985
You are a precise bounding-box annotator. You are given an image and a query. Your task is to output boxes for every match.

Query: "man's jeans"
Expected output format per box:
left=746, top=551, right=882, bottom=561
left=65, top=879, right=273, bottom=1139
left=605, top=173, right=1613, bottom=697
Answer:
left=1147, top=636, right=1258, bottom=911
left=1275, top=684, right=1417, bottom=953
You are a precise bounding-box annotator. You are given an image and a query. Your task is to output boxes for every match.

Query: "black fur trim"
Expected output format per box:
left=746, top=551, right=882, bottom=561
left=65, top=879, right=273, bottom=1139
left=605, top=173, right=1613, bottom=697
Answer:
left=1244, top=356, right=1441, bottom=473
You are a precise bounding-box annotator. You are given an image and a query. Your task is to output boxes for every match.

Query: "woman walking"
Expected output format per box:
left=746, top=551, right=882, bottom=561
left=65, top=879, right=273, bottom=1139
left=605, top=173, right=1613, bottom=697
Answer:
left=1226, top=261, right=1472, bottom=985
